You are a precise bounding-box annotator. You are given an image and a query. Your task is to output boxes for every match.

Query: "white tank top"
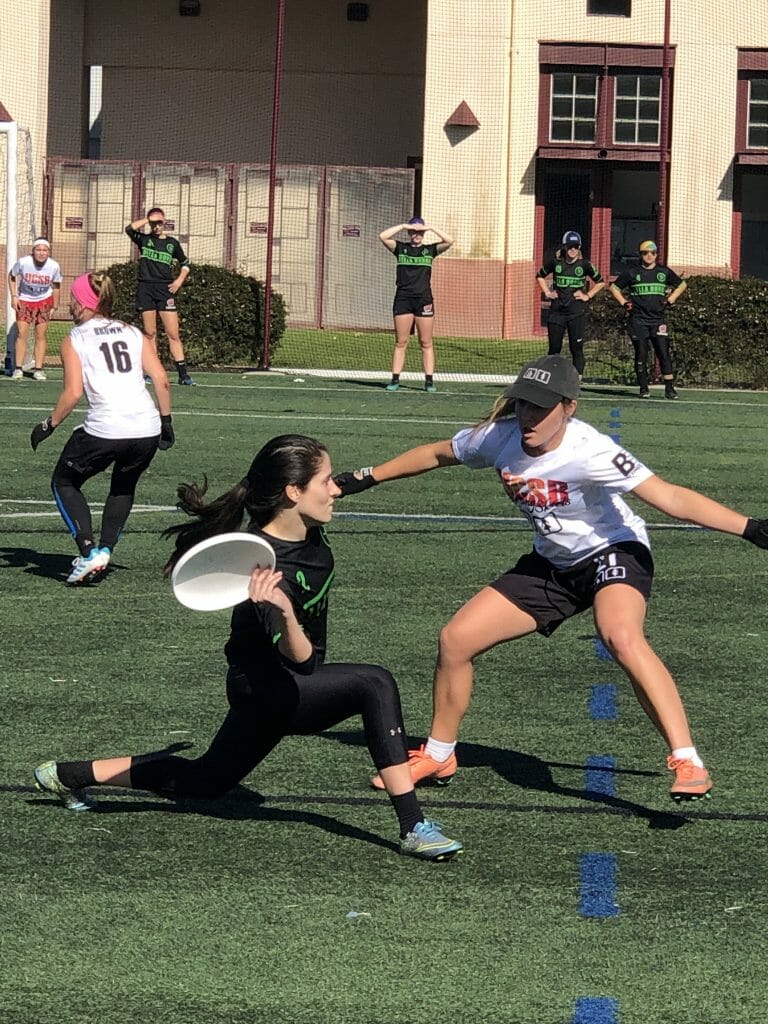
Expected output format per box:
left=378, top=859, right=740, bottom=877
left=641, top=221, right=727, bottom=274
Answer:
left=68, top=317, right=161, bottom=439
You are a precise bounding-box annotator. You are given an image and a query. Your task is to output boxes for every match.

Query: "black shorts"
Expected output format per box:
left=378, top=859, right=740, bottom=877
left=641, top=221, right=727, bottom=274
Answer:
left=136, top=281, right=177, bottom=313
left=393, top=293, right=435, bottom=318
left=489, top=541, right=654, bottom=637
left=628, top=319, right=668, bottom=343
left=54, top=427, right=159, bottom=482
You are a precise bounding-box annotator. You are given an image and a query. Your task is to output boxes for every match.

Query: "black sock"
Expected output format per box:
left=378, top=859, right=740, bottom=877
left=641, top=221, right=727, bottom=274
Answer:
left=76, top=535, right=96, bottom=557
left=425, top=375, right=434, bottom=386
left=175, top=360, right=188, bottom=379
left=389, top=789, right=424, bottom=838
left=57, top=760, right=97, bottom=789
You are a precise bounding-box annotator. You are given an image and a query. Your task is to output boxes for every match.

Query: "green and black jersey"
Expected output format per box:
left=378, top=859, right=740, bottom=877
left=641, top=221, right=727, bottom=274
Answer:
left=537, top=256, right=603, bottom=315
left=392, top=241, right=439, bottom=297
left=125, top=226, right=190, bottom=283
left=612, top=265, right=683, bottom=322
left=225, top=525, right=335, bottom=675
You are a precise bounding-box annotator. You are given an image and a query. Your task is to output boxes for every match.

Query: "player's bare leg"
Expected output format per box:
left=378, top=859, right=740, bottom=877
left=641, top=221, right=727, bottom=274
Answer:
left=415, top=314, right=436, bottom=390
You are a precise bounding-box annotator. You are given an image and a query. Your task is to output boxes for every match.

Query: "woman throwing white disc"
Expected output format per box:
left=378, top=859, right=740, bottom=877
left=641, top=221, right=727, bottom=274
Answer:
left=33, top=434, right=462, bottom=862
left=335, top=355, right=768, bottom=803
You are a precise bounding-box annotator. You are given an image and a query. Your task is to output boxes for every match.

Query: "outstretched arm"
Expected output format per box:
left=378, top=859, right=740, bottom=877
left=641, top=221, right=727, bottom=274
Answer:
left=335, top=440, right=459, bottom=494
left=631, top=475, right=749, bottom=536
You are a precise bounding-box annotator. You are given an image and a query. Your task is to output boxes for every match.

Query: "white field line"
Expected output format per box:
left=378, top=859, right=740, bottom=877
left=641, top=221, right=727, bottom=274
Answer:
left=0, top=498, right=704, bottom=531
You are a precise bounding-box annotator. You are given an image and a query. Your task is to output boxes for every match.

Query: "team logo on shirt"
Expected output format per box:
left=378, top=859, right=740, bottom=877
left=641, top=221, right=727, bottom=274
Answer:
left=498, top=471, right=570, bottom=510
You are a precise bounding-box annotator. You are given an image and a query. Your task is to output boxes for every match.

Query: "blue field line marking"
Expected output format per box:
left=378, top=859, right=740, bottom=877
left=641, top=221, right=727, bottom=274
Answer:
left=593, top=637, right=613, bottom=661
left=579, top=853, right=619, bottom=917
left=584, top=755, right=617, bottom=797
left=573, top=997, right=619, bottom=1023
left=589, top=683, right=618, bottom=721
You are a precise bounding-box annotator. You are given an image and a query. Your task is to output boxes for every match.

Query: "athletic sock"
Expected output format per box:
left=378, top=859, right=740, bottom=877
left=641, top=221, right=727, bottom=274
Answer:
left=424, top=737, right=456, bottom=763
left=425, top=375, right=434, bottom=386
left=389, top=789, right=424, bottom=838
left=671, top=746, right=704, bottom=769
left=57, top=760, right=97, bottom=789
left=175, top=360, right=188, bottom=380
left=390, top=374, right=400, bottom=384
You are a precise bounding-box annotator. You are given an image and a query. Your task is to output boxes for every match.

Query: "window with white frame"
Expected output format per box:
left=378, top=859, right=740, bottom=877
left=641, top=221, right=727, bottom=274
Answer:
left=550, top=73, right=598, bottom=142
left=614, top=74, right=661, bottom=145
left=748, top=78, right=768, bottom=148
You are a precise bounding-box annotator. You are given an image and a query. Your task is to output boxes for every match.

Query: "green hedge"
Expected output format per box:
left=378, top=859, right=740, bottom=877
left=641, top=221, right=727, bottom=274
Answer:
left=104, top=262, right=286, bottom=368
left=587, top=274, right=768, bottom=388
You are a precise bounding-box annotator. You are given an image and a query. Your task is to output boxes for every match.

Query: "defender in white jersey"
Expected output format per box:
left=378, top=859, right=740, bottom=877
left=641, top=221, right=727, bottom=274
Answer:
left=29, top=270, right=174, bottom=585
left=336, top=355, right=768, bottom=804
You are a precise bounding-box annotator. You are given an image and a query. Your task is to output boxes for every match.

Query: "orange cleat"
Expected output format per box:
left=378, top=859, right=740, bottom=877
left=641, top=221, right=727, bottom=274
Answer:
left=667, top=756, right=713, bottom=801
left=371, top=745, right=458, bottom=791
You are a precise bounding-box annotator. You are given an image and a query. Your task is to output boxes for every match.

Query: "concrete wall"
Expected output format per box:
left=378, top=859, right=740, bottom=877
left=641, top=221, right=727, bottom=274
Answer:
left=46, top=0, right=426, bottom=167
left=0, top=0, right=52, bottom=242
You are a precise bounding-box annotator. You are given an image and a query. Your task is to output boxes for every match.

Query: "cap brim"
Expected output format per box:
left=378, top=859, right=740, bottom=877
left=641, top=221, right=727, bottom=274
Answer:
left=504, top=381, right=568, bottom=408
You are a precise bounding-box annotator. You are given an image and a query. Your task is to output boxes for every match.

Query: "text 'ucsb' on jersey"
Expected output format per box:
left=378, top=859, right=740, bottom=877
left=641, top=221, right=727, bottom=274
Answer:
left=451, top=417, right=655, bottom=569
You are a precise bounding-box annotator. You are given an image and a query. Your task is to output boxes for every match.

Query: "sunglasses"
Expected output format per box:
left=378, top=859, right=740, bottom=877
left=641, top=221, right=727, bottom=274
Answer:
left=639, top=249, right=656, bottom=255
left=148, top=219, right=165, bottom=226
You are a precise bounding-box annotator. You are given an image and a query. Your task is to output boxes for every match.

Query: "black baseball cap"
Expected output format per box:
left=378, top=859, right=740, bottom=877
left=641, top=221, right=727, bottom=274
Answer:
left=504, top=355, right=581, bottom=408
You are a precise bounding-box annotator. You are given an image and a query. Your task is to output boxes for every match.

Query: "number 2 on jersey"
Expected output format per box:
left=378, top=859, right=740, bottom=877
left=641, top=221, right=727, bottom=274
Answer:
left=99, top=340, right=132, bottom=374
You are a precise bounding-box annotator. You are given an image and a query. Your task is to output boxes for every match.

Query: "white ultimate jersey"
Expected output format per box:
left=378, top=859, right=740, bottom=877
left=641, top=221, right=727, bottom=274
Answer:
left=10, top=255, right=62, bottom=301
left=68, top=317, right=160, bottom=439
left=451, top=417, right=654, bottom=569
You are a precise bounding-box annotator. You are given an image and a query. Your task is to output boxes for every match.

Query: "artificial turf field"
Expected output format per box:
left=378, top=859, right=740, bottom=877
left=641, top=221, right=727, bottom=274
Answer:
left=2, top=371, right=768, bottom=1024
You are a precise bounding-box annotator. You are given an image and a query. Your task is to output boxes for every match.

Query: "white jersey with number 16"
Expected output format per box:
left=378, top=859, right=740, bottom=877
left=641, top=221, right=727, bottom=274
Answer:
left=68, top=317, right=161, bottom=440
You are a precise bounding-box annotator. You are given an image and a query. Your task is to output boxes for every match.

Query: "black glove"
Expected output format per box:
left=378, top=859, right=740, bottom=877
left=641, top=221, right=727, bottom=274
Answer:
left=334, top=467, right=378, bottom=496
left=743, top=518, right=768, bottom=549
left=30, top=415, right=55, bottom=452
left=158, top=414, right=175, bottom=451
left=623, top=301, right=634, bottom=313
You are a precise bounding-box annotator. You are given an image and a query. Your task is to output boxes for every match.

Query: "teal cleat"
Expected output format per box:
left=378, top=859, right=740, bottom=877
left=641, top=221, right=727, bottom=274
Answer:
left=34, top=761, right=93, bottom=811
left=400, top=819, right=463, bottom=861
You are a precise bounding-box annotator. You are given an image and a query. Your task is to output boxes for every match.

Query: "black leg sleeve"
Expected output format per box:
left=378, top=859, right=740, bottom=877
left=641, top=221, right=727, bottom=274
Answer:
left=650, top=328, right=674, bottom=377
left=547, top=320, right=566, bottom=355
left=566, top=315, right=585, bottom=374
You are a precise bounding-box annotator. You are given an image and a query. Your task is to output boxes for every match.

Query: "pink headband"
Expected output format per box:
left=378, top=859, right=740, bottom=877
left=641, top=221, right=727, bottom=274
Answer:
left=71, top=273, right=100, bottom=311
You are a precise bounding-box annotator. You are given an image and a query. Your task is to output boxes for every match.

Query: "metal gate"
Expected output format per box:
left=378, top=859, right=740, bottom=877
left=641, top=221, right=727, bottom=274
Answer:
left=45, top=158, right=414, bottom=329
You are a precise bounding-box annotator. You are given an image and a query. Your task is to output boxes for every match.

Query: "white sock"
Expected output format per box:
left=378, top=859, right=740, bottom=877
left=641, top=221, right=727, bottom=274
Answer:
left=671, top=746, right=704, bottom=769
left=424, top=737, right=456, bottom=763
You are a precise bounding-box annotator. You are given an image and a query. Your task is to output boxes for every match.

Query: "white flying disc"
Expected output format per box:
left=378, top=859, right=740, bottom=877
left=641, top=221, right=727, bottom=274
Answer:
left=171, top=532, right=276, bottom=611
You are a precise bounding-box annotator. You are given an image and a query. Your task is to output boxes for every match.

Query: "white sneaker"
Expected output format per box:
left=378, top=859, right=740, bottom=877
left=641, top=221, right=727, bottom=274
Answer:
left=66, top=548, right=109, bottom=585
left=32, top=369, right=47, bottom=381
left=10, top=368, right=23, bottom=380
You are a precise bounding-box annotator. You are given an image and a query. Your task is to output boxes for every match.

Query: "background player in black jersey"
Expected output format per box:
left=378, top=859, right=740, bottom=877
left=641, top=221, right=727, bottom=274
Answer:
left=609, top=240, right=687, bottom=400
left=536, top=230, right=604, bottom=382
left=125, top=208, right=195, bottom=386
left=379, top=216, right=453, bottom=393
left=33, top=434, right=462, bottom=862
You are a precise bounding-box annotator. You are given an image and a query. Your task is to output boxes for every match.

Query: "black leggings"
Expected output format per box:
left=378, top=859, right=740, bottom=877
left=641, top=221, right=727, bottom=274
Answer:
left=131, top=662, right=410, bottom=799
left=628, top=320, right=674, bottom=386
left=52, top=430, right=158, bottom=553
left=547, top=314, right=585, bottom=374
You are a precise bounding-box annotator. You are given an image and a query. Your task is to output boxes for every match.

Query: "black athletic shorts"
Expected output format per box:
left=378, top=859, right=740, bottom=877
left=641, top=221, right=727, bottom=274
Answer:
left=54, top=427, right=159, bottom=480
left=393, top=293, right=435, bottom=318
left=489, top=541, right=654, bottom=637
left=136, top=281, right=177, bottom=313
left=628, top=319, right=669, bottom=344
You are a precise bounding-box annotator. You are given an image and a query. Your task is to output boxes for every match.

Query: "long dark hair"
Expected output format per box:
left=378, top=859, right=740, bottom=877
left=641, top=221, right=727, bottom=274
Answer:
left=162, top=434, right=329, bottom=576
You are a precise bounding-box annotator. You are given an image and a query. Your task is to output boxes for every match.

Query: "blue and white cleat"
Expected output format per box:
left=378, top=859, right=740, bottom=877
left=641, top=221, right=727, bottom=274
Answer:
left=66, top=548, right=109, bottom=585
left=399, top=819, right=463, bottom=861
left=34, top=761, right=93, bottom=811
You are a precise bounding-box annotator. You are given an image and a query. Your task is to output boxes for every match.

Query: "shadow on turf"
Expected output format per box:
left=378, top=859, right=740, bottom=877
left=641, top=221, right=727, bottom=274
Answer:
left=0, top=546, right=127, bottom=584
left=26, top=783, right=397, bottom=852
left=320, top=730, right=688, bottom=831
